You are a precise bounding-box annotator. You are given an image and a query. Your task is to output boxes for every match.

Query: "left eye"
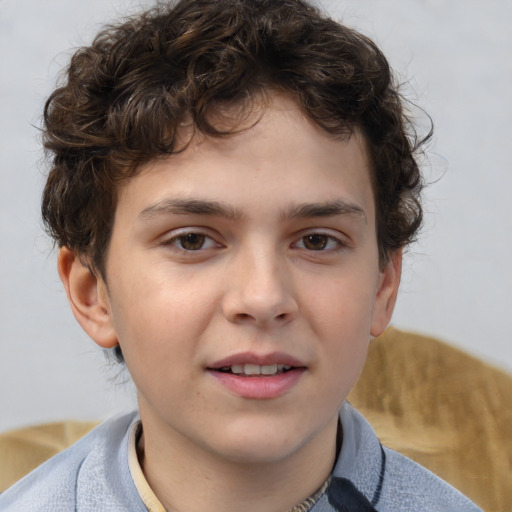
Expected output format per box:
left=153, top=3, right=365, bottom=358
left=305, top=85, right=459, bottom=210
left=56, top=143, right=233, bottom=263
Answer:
left=295, top=234, right=341, bottom=251
left=168, top=232, right=218, bottom=251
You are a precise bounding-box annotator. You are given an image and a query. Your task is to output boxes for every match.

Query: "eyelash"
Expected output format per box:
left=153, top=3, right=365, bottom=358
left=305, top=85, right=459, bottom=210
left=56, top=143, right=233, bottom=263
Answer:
left=162, top=229, right=346, bottom=254
left=163, top=230, right=220, bottom=252
left=293, top=232, right=345, bottom=252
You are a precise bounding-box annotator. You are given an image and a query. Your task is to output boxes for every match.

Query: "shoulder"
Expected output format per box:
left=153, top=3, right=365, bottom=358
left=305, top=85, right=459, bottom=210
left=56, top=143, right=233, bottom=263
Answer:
left=0, top=412, right=144, bottom=512
left=332, top=403, right=481, bottom=512
left=375, top=446, right=481, bottom=512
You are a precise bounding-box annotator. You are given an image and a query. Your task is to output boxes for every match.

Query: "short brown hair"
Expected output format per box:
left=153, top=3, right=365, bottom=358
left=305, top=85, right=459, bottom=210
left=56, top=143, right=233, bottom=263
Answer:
left=42, top=0, right=428, bottom=277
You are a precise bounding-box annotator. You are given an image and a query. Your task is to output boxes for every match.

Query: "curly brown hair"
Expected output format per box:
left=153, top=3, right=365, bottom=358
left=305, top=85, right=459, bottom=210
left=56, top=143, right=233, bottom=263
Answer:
left=42, top=0, right=428, bottom=278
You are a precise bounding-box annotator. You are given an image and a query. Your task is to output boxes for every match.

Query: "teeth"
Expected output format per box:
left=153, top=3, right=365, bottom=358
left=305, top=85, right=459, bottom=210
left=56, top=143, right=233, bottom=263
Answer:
left=244, top=364, right=261, bottom=375
left=260, top=364, right=278, bottom=375
left=229, top=364, right=291, bottom=375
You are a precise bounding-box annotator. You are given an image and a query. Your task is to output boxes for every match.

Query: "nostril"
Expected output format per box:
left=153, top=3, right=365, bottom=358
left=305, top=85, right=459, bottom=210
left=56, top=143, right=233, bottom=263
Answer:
left=232, top=312, right=288, bottom=323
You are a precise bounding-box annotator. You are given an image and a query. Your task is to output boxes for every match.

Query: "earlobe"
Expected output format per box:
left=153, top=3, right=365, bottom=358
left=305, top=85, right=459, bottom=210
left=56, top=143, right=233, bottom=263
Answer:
left=57, top=247, right=118, bottom=349
left=370, top=250, right=402, bottom=338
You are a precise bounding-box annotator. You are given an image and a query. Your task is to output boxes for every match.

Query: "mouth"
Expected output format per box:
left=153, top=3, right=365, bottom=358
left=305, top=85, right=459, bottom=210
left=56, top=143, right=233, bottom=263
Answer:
left=207, top=356, right=306, bottom=399
left=213, top=363, right=295, bottom=376
left=208, top=352, right=306, bottom=377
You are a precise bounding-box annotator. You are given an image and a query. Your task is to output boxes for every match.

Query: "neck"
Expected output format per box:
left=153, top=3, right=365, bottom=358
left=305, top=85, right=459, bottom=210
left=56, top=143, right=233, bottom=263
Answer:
left=138, top=410, right=339, bottom=512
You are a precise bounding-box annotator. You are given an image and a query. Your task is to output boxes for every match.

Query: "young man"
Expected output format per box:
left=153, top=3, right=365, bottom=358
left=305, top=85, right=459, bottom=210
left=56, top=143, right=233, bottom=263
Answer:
left=0, top=0, right=480, bottom=510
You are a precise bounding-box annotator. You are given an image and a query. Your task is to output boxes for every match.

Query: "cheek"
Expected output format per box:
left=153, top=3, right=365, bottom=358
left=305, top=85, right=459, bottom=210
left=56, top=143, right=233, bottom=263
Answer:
left=305, top=269, right=378, bottom=336
left=302, top=270, right=378, bottom=386
left=107, top=266, right=220, bottom=367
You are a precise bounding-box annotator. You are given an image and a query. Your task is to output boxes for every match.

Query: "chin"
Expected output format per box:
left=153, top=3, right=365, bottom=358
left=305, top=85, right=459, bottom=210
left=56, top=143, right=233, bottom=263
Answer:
left=214, top=437, right=303, bottom=465
left=205, top=416, right=328, bottom=466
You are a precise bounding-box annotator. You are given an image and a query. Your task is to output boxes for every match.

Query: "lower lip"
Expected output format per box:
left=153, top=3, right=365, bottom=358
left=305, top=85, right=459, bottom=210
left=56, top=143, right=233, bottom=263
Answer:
left=208, top=369, right=305, bottom=399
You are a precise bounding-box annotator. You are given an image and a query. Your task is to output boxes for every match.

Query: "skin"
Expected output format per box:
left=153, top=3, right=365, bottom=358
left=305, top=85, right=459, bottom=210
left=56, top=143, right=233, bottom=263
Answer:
left=59, top=93, right=401, bottom=512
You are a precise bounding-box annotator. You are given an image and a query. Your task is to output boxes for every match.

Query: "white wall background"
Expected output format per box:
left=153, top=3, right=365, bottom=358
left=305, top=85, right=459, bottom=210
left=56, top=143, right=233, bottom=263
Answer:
left=1, top=0, right=511, bottom=433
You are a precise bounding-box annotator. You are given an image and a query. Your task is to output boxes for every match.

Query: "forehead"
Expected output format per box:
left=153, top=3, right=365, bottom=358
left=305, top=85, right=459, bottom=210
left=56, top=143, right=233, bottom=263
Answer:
left=116, top=93, right=375, bottom=224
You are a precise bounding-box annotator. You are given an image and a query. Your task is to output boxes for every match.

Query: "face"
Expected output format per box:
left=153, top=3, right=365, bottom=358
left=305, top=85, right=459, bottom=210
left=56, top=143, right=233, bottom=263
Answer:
left=72, top=94, right=400, bottom=466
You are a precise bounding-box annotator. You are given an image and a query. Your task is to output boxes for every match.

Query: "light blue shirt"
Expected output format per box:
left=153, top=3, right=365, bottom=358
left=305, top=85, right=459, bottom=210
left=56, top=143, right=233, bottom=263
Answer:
left=0, top=403, right=481, bottom=511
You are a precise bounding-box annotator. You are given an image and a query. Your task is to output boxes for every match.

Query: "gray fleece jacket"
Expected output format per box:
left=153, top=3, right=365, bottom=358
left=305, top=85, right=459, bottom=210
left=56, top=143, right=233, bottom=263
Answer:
left=0, top=402, right=481, bottom=511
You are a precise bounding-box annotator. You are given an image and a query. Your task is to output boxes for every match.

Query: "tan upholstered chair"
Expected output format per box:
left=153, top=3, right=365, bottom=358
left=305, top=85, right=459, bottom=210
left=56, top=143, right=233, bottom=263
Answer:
left=348, top=328, right=512, bottom=512
left=1, top=328, right=511, bottom=511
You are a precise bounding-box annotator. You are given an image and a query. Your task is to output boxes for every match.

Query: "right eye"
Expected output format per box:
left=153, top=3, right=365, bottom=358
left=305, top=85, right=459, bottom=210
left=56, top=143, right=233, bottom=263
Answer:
left=165, top=231, right=219, bottom=251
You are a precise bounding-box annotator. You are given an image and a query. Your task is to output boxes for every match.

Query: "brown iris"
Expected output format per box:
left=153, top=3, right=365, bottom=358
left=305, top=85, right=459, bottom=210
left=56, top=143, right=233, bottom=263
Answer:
left=179, top=233, right=206, bottom=250
left=302, top=234, right=329, bottom=250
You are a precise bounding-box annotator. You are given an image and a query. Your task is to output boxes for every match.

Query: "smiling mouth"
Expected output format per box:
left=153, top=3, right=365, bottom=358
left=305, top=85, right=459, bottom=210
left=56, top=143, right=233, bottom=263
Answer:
left=208, top=359, right=306, bottom=398
left=214, top=364, right=295, bottom=376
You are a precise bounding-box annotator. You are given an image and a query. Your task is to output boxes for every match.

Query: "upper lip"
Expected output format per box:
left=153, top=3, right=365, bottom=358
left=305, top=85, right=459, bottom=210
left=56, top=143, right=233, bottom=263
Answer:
left=208, top=352, right=306, bottom=369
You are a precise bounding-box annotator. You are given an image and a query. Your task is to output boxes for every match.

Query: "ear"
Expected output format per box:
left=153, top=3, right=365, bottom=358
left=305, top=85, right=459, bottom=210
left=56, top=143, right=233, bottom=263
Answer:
left=370, top=250, right=402, bottom=337
left=57, top=247, right=118, bottom=349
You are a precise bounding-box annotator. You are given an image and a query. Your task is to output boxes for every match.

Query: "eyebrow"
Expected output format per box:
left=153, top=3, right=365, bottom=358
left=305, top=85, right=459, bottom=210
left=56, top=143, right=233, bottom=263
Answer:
left=139, top=198, right=367, bottom=223
left=285, top=200, right=367, bottom=223
left=139, top=198, right=243, bottom=220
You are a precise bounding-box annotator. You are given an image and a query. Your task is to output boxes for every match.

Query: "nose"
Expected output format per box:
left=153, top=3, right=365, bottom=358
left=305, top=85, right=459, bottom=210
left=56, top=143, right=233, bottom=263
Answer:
left=221, top=246, right=298, bottom=327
